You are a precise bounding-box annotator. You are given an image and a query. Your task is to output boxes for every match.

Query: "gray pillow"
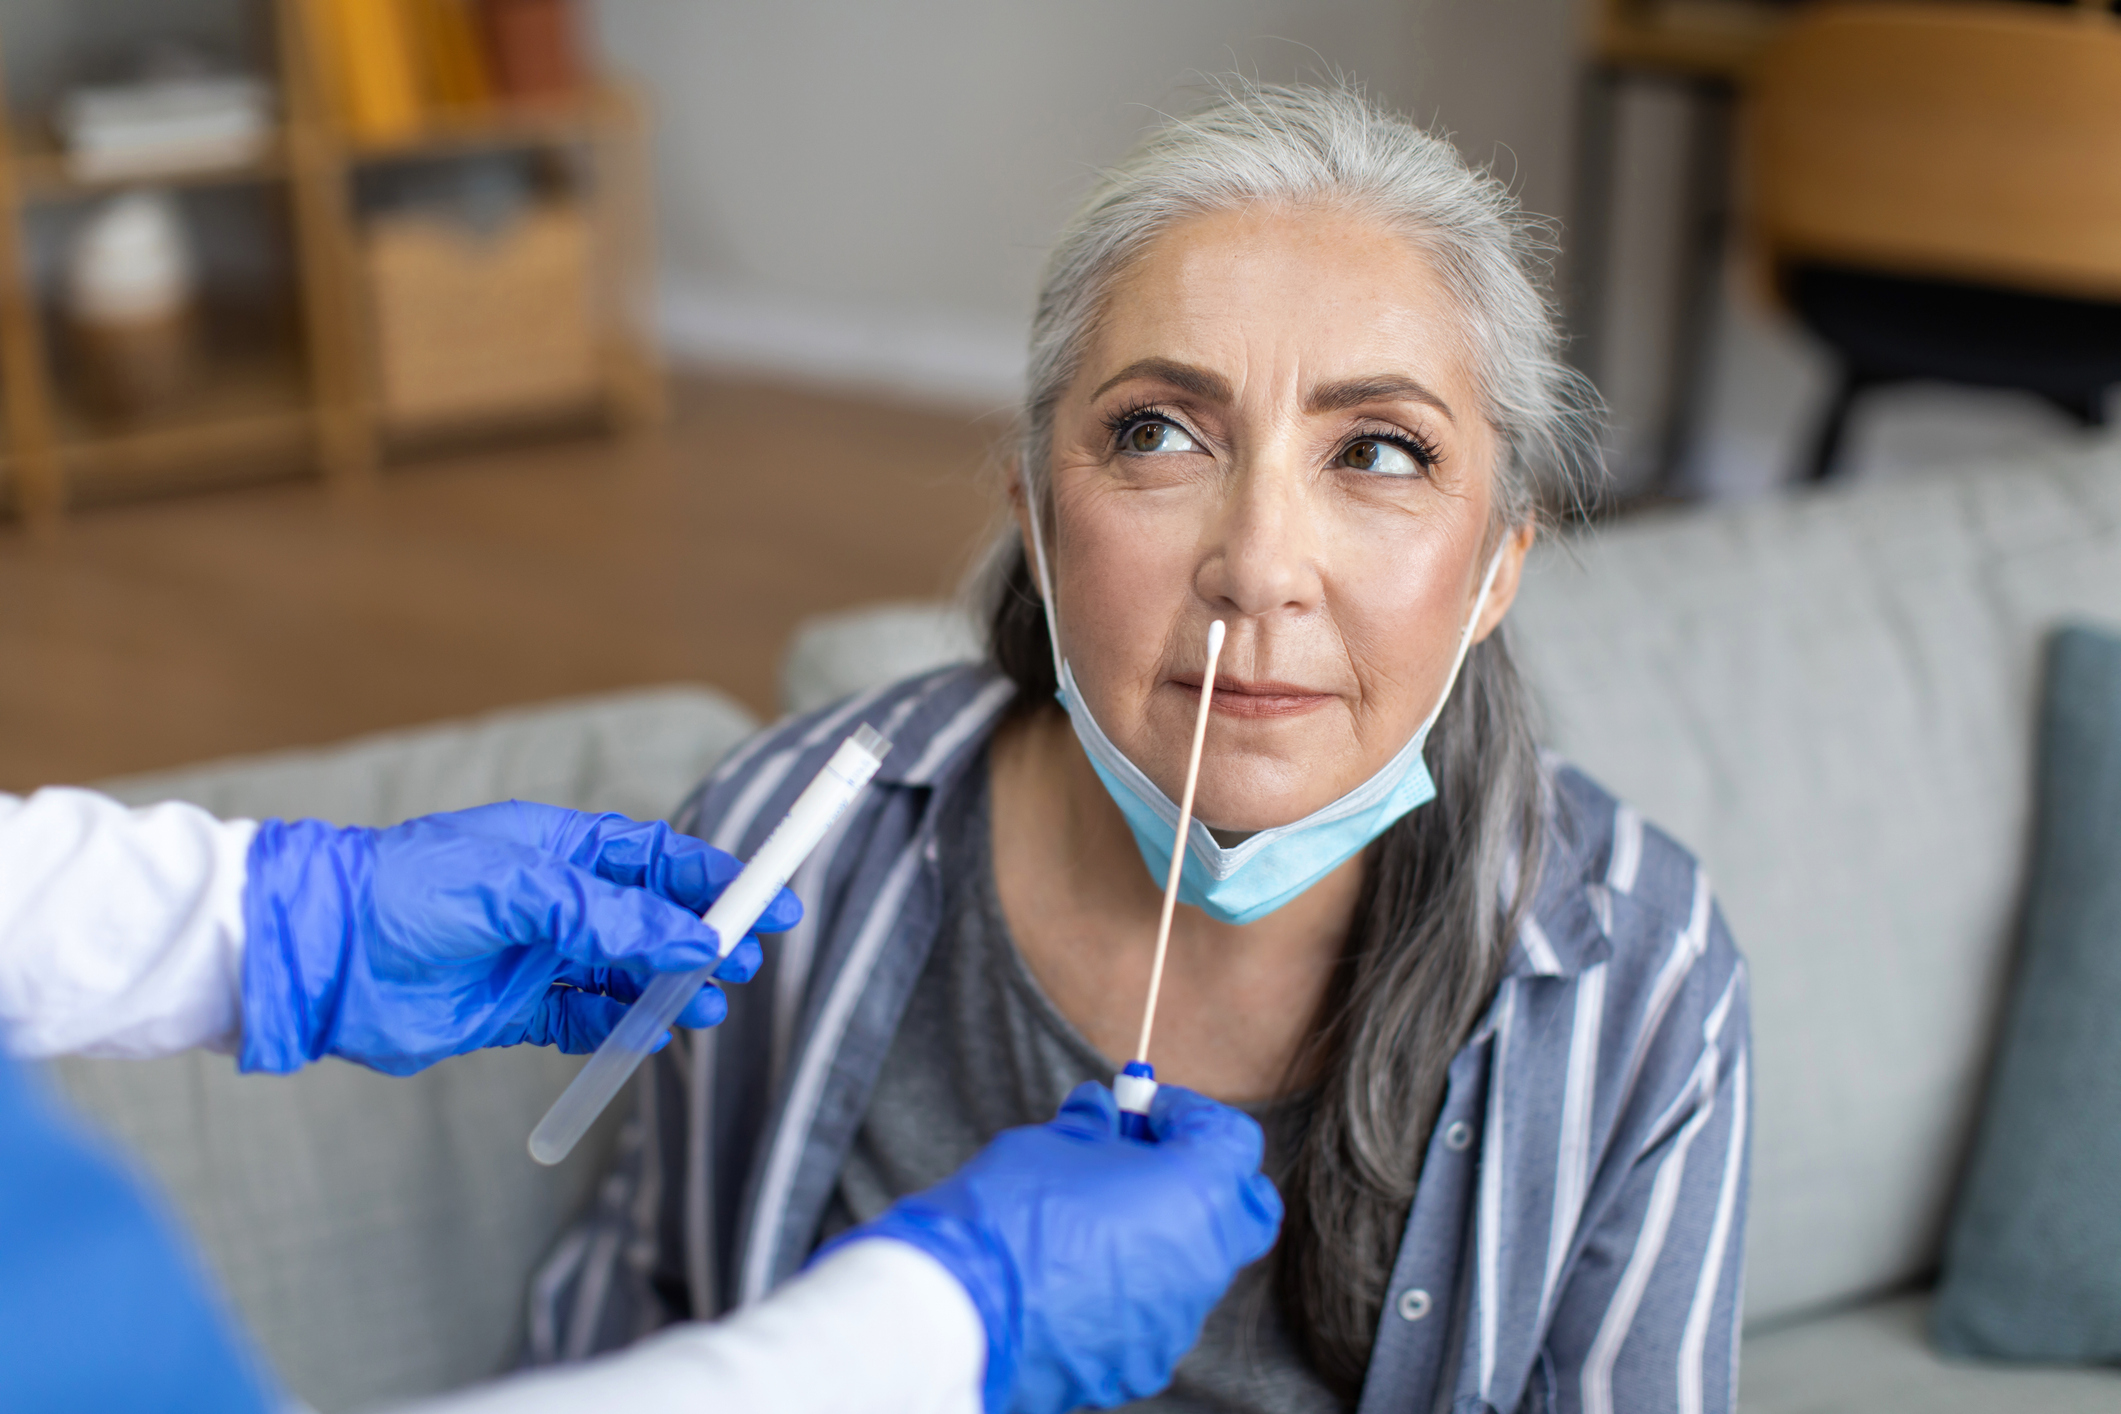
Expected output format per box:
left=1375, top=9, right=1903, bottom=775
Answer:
left=1931, top=623, right=2121, bottom=1362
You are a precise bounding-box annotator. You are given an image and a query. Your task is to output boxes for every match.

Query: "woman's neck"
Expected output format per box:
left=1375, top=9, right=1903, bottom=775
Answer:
left=988, top=703, right=1361, bottom=1106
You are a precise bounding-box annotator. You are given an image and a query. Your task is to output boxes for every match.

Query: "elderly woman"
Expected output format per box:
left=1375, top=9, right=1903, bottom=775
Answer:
left=537, top=82, right=1749, bottom=1414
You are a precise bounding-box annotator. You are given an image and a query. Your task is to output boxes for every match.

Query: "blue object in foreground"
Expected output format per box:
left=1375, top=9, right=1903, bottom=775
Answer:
left=826, top=1080, right=1283, bottom=1414
left=0, top=1053, right=275, bottom=1414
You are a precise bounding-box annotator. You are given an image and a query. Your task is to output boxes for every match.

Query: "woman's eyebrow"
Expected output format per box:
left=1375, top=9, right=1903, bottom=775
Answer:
left=1091, top=358, right=1233, bottom=403
left=1306, top=375, right=1456, bottom=423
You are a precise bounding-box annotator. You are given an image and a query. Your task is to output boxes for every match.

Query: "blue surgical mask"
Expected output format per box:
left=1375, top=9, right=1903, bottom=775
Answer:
left=1024, top=492, right=1506, bottom=926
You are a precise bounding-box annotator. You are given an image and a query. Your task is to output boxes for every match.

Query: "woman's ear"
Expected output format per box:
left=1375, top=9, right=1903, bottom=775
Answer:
left=1471, top=522, right=1536, bottom=644
left=1009, top=463, right=1046, bottom=601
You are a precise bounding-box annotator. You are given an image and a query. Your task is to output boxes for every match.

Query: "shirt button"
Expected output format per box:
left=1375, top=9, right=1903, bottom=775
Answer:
left=1396, top=1288, right=1433, bottom=1322
left=1444, top=1120, right=1473, bottom=1151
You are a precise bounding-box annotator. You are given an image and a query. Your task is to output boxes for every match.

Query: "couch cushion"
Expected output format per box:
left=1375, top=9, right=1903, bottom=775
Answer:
left=55, top=686, right=759, bottom=1411
left=93, top=685, right=759, bottom=828
left=1740, top=1294, right=2121, bottom=1413
left=780, top=599, right=982, bottom=718
left=1929, top=623, right=2121, bottom=1361
left=1509, top=440, right=2121, bottom=1323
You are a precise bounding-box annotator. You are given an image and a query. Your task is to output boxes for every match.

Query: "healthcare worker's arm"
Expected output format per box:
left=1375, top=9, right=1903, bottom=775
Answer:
left=0, top=788, right=795, bottom=1070
left=386, top=1081, right=1283, bottom=1414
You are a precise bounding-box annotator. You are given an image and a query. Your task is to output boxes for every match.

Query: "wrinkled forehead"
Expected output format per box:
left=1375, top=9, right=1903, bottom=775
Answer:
left=1080, top=203, right=1484, bottom=417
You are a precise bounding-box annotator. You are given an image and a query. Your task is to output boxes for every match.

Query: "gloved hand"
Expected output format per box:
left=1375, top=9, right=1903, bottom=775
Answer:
left=824, top=1081, right=1283, bottom=1414
left=238, top=801, right=801, bottom=1076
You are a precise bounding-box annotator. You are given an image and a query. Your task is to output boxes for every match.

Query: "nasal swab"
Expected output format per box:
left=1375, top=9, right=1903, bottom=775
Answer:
left=1115, top=619, right=1225, bottom=1142
left=528, top=724, right=892, bottom=1166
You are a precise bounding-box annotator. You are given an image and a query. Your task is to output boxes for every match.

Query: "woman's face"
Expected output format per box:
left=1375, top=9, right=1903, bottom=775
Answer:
left=1025, top=202, right=1531, bottom=833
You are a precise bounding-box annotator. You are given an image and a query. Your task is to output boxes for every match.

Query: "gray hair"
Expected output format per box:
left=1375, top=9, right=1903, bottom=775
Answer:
left=1016, top=75, right=1601, bottom=525
left=981, top=79, right=1603, bottom=1397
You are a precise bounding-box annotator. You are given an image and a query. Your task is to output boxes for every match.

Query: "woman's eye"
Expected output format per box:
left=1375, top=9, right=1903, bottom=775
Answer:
left=1339, top=437, right=1425, bottom=477
left=1119, top=418, right=1198, bottom=455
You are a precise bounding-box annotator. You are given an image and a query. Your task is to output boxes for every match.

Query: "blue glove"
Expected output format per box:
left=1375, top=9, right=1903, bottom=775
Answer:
left=238, top=801, right=801, bottom=1076
left=824, top=1081, right=1284, bottom=1414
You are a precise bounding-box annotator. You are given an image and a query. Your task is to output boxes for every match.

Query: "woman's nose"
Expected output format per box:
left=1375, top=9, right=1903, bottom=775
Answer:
left=1195, top=450, right=1324, bottom=619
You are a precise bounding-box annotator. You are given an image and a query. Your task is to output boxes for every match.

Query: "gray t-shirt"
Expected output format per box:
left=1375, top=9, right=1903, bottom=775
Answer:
left=819, top=759, right=1347, bottom=1414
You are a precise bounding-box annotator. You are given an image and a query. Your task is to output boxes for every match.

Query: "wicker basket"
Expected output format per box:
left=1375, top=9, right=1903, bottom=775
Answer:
left=364, top=202, right=598, bottom=431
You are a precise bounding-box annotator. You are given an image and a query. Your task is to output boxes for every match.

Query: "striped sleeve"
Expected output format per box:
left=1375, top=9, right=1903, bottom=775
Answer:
left=1537, top=911, right=1752, bottom=1414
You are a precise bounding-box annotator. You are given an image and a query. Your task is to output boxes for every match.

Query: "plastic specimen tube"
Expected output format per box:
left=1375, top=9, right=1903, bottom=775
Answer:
left=528, top=724, right=892, bottom=1166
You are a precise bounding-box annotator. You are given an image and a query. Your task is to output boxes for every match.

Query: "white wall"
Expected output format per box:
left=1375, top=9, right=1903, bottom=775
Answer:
left=589, top=0, right=1581, bottom=407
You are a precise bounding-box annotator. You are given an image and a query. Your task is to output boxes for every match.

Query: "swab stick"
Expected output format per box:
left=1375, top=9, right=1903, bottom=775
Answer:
left=1114, top=618, right=1225, bottom=1140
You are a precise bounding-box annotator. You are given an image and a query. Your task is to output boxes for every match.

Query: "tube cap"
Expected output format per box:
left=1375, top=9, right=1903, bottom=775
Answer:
left=1115, top=1060, right=1157, bottom=1143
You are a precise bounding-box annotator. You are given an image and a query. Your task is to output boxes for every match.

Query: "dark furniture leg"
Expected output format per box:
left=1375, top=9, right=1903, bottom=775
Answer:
left=2046, top=389, right=2109, bottom=429
left=1806, top=369, right=1877, bottom=482
left=1655, top=76, right=1737, bottom=497
left=1568, top=62, right=1620, bottom=394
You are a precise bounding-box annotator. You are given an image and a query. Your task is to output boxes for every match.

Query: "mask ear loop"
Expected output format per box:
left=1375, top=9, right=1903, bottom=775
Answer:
left=1414, top=539, right=1513, bottom=739
left=1020, top=466, right=1068, bottom=690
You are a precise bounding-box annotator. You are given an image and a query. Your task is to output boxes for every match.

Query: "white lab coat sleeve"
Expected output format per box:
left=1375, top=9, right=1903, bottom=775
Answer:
left=0, top=788, right=255, bottom=1061
left=379, top=1238, right=986, bottom=1414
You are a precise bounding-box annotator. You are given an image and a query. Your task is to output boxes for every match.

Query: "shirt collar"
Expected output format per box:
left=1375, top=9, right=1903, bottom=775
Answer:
left=870, top=667, right=1017, bottom=787
left=1503, top=825, right=1614, bottom=979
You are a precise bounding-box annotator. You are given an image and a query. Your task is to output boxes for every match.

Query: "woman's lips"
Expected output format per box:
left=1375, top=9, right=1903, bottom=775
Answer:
left=1170, top=674, right=1335, bottom=720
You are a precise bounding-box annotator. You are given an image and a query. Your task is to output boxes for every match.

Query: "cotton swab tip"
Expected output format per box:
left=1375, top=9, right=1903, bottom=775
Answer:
left=1207, top=618, right=1225, bottom=655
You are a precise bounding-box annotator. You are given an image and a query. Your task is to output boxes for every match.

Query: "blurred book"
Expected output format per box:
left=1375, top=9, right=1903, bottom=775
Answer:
left=55, top=75, right=272, bottom=181
left=307, top=0, right=585, bottom=141
left=408, top=0, right=494, bottom=110
left=310, top=0, right=424, bottom=141
left=481, top=0, right=583, bottom=100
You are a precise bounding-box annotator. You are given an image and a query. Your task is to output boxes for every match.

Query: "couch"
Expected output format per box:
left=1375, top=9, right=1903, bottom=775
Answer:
left=48, top=440, right=2121, bottom=1410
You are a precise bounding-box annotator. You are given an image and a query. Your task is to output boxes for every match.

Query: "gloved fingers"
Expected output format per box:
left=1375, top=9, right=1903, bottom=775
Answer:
left=1144, top=1088, right=1284, bottom=1266
left=677, top=982, right=730, bottom=1030
left=432, top=804, right=806, bottom=933
left=753, top=885, right=804, bottom=936
left=416, top=802, right=712, bottom=888
left=567, top=815, right=803, bottom=937
left=1051, top=1081, right=1121, bottom=1140
left=1148, top=1085, right=1267, bottom=1174
left=559, top=928, right=759, bottom=1004
left=518, top=857, right=728, bottom=973
left=528, top=989, right=685, bottom=1053
left=569, top=815, right=742, bottom=907
left=712, top=934, right=763, bottom=985
left=552, top=930, right=759, bottom=995
left=537, top=810, right=806, bottom=936
left=368, top=825, right=728, bottom=974
left=562, top=967, right=732, bottom=1030
left=1245, top=1173, right=1287, bottom=1240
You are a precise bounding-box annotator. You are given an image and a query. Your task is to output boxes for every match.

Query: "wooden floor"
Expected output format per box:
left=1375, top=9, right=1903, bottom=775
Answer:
left=0, top=377, right=1006, bottom=791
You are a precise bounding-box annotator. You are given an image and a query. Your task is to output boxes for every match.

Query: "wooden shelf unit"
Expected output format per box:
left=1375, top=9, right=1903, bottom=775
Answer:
left=0, top=0, right=661, bottom=530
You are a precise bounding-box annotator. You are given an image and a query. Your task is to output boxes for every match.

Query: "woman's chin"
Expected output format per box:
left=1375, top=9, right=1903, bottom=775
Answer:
left=1193, top=764, right=1366, bottom=834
